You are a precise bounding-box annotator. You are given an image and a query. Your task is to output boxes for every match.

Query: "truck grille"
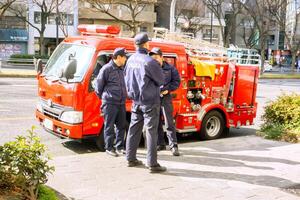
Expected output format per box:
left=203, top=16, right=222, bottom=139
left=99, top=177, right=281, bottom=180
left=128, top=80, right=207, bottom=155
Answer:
left=40, top=98, right=72, bottom=121
left=43, top=108, right=60, bottom=120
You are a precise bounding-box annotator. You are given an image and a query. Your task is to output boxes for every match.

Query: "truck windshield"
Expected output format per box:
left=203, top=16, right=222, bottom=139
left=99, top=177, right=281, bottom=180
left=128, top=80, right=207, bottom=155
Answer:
left=43, top=43, right=95, bottom=82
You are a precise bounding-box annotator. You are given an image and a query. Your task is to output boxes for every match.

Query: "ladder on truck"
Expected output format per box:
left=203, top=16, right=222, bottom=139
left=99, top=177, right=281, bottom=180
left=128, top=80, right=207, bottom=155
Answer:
left=153, top=27, right=228, bottom=63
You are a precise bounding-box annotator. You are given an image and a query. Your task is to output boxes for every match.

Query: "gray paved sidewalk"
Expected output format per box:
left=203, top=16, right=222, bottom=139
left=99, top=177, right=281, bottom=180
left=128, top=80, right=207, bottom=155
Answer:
left=47, top=134, right=300, bottom=200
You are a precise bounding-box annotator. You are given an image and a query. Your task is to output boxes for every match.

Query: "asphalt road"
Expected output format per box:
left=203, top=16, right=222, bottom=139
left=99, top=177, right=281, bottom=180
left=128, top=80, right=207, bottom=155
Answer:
left=0, top=78, right=299, bottom=157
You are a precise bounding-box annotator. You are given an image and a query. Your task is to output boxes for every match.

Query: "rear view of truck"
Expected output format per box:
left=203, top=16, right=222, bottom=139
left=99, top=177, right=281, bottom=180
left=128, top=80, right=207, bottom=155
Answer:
left=154, top=30, right=259, bottom=140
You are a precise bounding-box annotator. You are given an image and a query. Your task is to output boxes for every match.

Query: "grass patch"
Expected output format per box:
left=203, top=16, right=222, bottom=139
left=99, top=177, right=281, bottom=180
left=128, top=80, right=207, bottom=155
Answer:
left=38, top=185, right=58, bottom=200
left=260, top=73, right=300, bottom=79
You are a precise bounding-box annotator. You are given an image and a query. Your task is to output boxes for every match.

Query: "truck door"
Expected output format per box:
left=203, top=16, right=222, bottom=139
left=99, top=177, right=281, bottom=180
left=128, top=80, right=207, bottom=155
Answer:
left=233, top=65, right=259, bottom=108
left=82, top=52, right=111, bottom=136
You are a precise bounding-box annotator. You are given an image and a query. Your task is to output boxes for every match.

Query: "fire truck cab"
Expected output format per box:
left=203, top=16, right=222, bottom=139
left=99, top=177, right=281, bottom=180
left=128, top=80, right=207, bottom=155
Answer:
left=35, top=25, right=259, bottom=151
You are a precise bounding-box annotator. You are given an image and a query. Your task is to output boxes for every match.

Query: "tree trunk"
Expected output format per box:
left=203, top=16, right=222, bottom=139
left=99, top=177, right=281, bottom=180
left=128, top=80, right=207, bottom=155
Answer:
left=260, top=38, right=266, bottom=75
left=291, top=51, right=297, bottom=72
left=39, top=33, right=45, bottom=56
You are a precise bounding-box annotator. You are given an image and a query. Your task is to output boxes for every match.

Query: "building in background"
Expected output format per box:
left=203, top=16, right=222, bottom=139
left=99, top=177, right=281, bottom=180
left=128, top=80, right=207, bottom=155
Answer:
left=226, top=4, right=285, bottom=62
left=0, top=0, right=78, bottom=57
left=0, top=12, right=28, bottom=59
left=27, top=0, right=78, bottom=55
left=155, top=0, right=225, bottom=46
left=78, top=0, right=156, bottom=37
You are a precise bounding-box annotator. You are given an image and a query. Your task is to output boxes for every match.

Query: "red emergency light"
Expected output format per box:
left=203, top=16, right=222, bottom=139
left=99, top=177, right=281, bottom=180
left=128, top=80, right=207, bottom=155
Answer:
left=77, top=24, right=120, bottom=35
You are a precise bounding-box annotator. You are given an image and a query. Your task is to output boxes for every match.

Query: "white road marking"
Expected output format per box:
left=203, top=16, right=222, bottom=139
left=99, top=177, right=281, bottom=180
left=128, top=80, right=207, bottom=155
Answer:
left=0, top=84, right=36, bottom=87
left=0, top=116, right=34, bottom=121
left=0, top=110, right=10, bottom=112
left=0, top=99, right=37, bottom=102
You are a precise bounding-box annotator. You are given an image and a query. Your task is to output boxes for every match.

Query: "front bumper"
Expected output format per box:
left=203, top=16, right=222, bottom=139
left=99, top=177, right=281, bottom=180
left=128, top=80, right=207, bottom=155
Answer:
left=36, top=110, right=83, bottom=139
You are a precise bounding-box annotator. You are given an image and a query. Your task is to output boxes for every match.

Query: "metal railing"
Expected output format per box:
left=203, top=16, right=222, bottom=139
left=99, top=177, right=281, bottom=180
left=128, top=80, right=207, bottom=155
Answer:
left=0, top=58, right=48, bottom=72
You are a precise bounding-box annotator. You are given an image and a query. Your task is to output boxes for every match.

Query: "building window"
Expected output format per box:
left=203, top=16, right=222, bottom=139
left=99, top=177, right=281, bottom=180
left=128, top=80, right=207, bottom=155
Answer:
left=34, top=12, right=41, bottom=24
left=48, top=13, right=56, bottom=25
left=140, top=26, right=148, bottom=32
left=203, top=29, right=218, bottom=39
left=122, top=25, right=131, bottom=32
left=60, top=14, right=74, bottom=25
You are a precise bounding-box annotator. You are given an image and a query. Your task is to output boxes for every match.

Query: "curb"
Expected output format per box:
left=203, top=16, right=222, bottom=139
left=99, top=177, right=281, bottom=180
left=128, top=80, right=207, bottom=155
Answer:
left=260, top=77, right=300, bottom=79
left=0, top=73, right=36, bottom=78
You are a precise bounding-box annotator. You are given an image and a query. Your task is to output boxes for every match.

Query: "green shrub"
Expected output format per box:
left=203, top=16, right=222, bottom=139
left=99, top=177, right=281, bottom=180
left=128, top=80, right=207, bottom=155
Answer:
left=38, top=185, right=58, bottom=200
left=260, top=123, right=285, bottom=140
left=261, top=93, right=300, bottom=143
left=10, top=54, right=50, bottom=59
left=0, top=126, right=55, bottom=200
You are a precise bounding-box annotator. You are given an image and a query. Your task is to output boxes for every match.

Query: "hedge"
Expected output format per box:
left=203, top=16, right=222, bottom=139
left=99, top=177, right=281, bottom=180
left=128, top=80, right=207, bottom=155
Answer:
left=260, top=93, right=300, bottom=143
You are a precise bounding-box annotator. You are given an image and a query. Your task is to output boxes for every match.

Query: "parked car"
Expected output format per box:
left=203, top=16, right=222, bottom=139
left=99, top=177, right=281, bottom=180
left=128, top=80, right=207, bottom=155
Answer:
left=264, top=61, right=273, bottom=72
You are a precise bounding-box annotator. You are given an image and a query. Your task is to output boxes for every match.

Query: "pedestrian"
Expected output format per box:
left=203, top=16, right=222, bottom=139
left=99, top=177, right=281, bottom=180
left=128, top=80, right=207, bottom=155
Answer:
left=95, top=48, right=127, bottom=157
left=124, top=33, right=166, bottom=173
left=149, top=47, right=181, bottom=156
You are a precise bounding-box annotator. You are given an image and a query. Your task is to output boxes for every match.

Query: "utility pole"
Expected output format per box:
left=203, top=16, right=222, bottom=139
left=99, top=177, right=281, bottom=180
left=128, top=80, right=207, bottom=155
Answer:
left=170, top=0, right=177, bottom=32
left=210, top=7, right=213, bottom=43
left=56, top=0, right=59, bottom=46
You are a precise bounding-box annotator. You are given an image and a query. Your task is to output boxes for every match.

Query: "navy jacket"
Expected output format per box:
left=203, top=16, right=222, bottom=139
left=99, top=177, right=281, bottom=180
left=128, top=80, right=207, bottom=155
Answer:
left=95, top=60, right=127, bottom=104
left=125, top=48, right=164, bottom=105
left=161, top=61, right=180, bottom=92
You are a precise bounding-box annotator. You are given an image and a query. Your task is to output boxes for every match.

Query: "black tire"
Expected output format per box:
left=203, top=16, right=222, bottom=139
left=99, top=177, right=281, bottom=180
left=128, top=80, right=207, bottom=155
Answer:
left=200, top=110, right=225, bottom=140
left=95, top=129, right=105, bottom=152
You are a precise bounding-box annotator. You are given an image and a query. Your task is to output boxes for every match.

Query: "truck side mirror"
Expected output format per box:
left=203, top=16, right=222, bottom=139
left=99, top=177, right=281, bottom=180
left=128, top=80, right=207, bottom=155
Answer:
left=63, top=59, right=77, bottom=81
left=36, top=59, right=43, bottom=74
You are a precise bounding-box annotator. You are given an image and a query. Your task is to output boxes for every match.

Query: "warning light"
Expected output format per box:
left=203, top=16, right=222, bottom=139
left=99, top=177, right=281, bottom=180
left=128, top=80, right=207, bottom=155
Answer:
left=78, top=24, right=120, bottom=35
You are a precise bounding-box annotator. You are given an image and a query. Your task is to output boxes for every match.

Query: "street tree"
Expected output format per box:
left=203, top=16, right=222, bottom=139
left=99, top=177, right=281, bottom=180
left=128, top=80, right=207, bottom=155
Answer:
left=8, top=0, right=64, bottom=55
left=241, top=0, right=271, bottom=74
left=203, top=0, right=227, bottom=46
left=0, top=0, right=16, bottom=17
left=87, top=0, right=156, bottom=36
left=223, top=0, right=243, bottom=47
left=57, top=5, right=73, bottom=37
left=174, top=0, right=205, bottom=37
left=266, top=0, right=299, bottom=70
left=239, top=17, right=259, bottom=48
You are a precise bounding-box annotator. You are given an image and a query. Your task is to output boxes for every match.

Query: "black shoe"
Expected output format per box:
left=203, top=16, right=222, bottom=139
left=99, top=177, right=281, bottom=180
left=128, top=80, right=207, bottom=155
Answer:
left=149, top=164, right=167, bottom=173
left=106, top=150, right=118, bottom=157
left=171, top=146, right=180, bottom=156
left=127, top=159, right=143, bottom=167
left=116, top=149, right=126, bottom=155
left=157, top=145, right=166, bottom=151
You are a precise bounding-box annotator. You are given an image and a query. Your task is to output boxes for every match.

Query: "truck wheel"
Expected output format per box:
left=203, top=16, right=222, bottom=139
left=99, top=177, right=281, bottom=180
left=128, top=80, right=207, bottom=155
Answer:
left=201, top=110, right=225, bottom=140
left=95, top=129, right=105, bottom=152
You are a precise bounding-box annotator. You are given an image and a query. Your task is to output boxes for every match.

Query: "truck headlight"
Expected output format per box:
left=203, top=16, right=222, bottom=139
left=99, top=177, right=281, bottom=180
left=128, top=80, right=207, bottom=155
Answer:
left=60, top=111, right=83, bottom=124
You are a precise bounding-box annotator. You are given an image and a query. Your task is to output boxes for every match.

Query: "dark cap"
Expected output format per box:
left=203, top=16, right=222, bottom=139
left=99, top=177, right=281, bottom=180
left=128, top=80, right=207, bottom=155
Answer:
left=113, top=47, right=127, bottom=58
left=149, top=47, right=162, bottom=56
left=134, top=33, right=151, bottom=45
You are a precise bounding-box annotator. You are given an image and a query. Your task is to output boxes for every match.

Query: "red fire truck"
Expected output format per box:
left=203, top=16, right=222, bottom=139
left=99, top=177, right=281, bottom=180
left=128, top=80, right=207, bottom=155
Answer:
left=35, top=25, right=259, bottom=151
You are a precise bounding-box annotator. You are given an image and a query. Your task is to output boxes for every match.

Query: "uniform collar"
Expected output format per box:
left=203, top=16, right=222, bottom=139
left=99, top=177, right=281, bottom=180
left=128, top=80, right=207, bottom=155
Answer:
left=137, top=47, right=148, bottom=54
left=110, top=60, right=123, bottom=70
left=162, top=61, right=171, bottom=69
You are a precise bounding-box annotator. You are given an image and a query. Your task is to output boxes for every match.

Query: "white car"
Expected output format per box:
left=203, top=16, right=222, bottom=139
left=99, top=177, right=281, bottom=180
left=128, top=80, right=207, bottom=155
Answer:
left=263, top=61, right=273, bottom=72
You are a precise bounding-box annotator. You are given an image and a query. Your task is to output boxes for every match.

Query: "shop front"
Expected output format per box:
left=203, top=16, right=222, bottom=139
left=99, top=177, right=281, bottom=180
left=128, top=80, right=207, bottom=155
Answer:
left=0, top=29, right=28, bottom=59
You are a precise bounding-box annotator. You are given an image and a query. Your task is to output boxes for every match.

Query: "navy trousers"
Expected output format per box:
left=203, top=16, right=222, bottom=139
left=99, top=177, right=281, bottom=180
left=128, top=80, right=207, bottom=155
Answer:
left=157, top=94, right=178, bottom=148
left=126, top=103, right=160, bottom=167
left=102, top=103, right=126, bottom=151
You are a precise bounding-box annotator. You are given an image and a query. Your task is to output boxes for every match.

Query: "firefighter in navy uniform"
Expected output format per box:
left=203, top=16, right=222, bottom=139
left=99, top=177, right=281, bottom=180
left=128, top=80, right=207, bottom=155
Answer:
left=149, top=47, right=181, bottom=156
left=95, top=48, right=127, bottom=157
left=124, top=33, right=167, bottom=173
